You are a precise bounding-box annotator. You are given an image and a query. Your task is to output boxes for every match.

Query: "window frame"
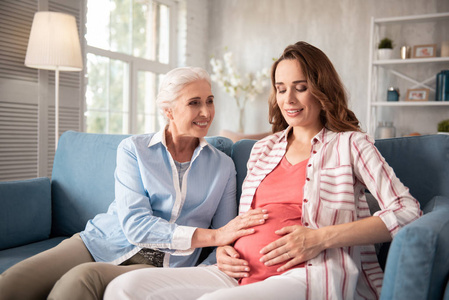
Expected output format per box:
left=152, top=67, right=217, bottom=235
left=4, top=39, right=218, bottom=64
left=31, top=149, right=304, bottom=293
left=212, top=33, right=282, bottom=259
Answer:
left=83, top=0, right=178, bottom=134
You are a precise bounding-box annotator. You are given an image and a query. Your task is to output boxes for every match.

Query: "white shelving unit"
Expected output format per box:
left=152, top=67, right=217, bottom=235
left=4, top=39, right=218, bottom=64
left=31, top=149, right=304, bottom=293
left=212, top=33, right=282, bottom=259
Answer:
left=366, top=12, right=449, bottom=136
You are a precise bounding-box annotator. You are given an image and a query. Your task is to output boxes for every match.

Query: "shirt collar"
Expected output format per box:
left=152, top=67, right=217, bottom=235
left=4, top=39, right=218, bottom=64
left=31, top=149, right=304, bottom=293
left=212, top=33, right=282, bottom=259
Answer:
left=278, top=126, right=292, bottom=143
left=278, top=126, right=337, bottom=145
left=148, top=126, right=209, bottom=150
left=148, top=128, right=165, bottom=148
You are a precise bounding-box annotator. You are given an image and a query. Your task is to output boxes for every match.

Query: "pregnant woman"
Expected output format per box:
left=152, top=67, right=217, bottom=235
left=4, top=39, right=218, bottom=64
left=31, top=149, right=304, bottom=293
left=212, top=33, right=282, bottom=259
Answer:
left=104, top=41, right=422, bottom=300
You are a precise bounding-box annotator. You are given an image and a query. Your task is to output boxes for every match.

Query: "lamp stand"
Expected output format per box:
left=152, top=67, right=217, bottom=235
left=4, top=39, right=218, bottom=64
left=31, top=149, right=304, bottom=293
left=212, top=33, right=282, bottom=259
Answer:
left=55, top=66, right=59, bottom=151
left=25, top=12, right=83, bottom=152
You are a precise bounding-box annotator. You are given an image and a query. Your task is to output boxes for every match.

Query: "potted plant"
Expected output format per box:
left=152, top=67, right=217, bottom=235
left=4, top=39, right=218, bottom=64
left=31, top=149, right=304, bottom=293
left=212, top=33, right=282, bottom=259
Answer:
left=378, top=38, right=394, bottom=60
left=438, top=119, right=449, bottom=134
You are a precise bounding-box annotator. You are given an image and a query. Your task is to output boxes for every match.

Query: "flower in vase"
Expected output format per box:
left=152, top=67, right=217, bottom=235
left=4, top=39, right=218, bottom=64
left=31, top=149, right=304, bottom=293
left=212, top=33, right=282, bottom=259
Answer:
left=210, top=50, right=270, bottom=132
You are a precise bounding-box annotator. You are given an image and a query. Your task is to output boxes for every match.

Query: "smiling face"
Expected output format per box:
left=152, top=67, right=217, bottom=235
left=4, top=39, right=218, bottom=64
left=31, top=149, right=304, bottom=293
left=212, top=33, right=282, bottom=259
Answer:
left=274, top=59, right=323, bottom=131
left=166, top=79, right=215, bottom=139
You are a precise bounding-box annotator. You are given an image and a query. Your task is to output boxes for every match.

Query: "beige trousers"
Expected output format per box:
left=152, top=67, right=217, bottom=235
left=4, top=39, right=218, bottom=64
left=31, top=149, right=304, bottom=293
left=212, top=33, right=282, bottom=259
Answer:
left=0, top=234, right=153, bottom=300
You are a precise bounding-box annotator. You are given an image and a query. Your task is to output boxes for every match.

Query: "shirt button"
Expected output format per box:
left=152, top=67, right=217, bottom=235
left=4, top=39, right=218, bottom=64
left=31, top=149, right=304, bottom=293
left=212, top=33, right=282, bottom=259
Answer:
left=304, top=222, right=309, bottom=227
left=306, top=178, right=310, bottom=181
left=304, top=199, right=308, bottom=203
left=312, top=150, right=317, bottom=154
left=308, top=263, right=312, bottom=266
left=308, top=164, right=312, bottom=167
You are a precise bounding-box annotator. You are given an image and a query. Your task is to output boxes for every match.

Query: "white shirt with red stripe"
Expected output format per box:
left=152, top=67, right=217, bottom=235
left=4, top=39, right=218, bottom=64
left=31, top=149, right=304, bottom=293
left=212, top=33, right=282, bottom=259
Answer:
left=239, top=126, right=422, bottom=300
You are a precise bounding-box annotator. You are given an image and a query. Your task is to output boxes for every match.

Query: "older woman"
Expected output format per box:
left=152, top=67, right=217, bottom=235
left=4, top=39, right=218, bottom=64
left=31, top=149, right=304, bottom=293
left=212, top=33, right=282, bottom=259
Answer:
left=0, top=67, right=267, bottom=300
left=104, top=42, right=422, bottom=300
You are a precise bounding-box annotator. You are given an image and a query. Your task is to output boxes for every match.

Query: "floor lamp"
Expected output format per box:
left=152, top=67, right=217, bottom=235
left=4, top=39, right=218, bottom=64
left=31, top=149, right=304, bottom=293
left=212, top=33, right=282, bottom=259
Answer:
left=25, top=11, right=83, bottom=150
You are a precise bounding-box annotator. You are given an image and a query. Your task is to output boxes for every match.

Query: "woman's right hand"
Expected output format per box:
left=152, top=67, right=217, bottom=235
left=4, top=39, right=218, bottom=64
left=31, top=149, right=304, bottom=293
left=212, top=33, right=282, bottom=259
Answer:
left=216, top=245, right=250, bottom=279
left=192, top=209, right=268, bottom=249
left=214, top=208, right=268, bottom=246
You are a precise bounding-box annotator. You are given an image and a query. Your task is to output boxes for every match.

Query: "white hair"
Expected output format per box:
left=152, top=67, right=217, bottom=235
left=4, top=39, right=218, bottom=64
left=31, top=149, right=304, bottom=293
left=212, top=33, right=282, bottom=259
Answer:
left=156, top=67, right=211, bottom=122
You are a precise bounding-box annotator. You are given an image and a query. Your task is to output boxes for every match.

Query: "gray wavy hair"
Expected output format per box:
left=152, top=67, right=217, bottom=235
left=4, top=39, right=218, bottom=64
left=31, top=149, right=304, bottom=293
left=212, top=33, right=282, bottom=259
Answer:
left=157, top=67, right=211, bottom=122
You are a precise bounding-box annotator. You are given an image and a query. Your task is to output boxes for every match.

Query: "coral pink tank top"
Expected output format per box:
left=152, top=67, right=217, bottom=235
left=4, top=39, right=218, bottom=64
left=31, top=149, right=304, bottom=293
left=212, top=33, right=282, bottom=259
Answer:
left=234, top=156, right=307, bottom=285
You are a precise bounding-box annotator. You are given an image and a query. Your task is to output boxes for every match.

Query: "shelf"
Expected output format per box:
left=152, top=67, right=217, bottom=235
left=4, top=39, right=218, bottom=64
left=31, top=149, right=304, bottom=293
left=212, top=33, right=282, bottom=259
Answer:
left=371, top=101, right=449, bottom=107
left=367, top=12, right=449, bottom=135
left=374, top=12, right=449, bottom=25
left=373, top=57, right=449, bottom=66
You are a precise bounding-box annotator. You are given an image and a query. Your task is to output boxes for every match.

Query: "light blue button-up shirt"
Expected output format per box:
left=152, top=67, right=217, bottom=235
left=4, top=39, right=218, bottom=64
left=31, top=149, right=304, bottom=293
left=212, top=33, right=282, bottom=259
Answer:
left=80, top=129, right=237, bottom=267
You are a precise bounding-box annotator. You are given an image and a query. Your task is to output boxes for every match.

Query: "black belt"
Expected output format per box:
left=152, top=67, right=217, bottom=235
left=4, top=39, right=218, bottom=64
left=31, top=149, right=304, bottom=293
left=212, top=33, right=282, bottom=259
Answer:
left=137, top=248, right=165, bottom=267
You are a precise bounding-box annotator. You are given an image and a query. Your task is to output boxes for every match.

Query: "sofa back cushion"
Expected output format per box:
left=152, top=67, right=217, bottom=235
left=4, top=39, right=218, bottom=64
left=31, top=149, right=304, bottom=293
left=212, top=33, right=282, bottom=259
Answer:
left=51, top=131, right=234, bottom=237
left=0, top=177, right=51, bottom=249
left=51, top=131, right=130, bottom=236
left=231, top=139, right=257, bottom=203
left=374, top=134, right=449, bottom=207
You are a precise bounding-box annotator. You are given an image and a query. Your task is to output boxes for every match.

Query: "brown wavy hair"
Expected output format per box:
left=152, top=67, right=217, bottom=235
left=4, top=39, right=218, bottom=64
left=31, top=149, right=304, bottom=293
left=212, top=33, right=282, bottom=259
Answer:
left=268, top=41, right=361, bottom=133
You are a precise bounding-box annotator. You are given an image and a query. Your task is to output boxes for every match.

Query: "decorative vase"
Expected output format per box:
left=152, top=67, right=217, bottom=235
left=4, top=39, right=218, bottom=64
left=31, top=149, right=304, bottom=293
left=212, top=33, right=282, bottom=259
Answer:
left=233, top=95, right=248, bottom=133
left=237, top=106, right=245, bottom=133
left=234, top=95, right=248, bottom=133
left=378, top=49, right=393, bottom=60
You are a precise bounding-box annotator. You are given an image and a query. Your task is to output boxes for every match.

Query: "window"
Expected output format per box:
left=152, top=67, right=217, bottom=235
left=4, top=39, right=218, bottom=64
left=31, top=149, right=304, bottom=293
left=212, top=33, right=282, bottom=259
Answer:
left=85, top=0, right=177, bottom=134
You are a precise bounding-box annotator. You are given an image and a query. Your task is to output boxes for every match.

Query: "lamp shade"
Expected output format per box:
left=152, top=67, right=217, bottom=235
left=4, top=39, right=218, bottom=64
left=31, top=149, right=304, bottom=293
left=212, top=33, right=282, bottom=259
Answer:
left=25, top=11, right=83, bottom=71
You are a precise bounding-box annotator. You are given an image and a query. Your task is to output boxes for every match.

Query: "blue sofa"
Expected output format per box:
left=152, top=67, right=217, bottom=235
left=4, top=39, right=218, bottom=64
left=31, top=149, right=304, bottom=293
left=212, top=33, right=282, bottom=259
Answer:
left=1, top=131, right=448, bottom=299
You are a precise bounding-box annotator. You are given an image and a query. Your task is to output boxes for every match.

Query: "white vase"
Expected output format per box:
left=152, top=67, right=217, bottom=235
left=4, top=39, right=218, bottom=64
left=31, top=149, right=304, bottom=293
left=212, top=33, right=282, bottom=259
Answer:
left=234, top=96, right=246, bottom=133
left=378, top=49, right=393, bottom=60
left=237, top=106, right=245, bottom=133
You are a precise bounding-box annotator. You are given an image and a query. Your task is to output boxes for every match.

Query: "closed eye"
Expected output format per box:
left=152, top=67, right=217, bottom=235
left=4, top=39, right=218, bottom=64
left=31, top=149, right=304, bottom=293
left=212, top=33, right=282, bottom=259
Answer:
left=276, top=87, right=286, bottom=94
left=296, top=85, right=307, bottom=92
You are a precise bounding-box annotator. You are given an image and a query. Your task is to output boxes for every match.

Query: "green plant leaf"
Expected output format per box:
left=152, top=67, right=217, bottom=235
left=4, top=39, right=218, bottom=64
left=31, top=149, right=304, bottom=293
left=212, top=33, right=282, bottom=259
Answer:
left=378, top=38, right=393, bottom=49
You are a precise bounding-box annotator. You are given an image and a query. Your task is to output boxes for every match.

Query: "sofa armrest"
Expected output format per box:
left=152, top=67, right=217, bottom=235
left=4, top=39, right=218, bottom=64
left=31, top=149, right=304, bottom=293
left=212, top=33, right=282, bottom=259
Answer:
left=0, top=177, right=51, bottom=250
left=381, top=196, right=449, bottom=300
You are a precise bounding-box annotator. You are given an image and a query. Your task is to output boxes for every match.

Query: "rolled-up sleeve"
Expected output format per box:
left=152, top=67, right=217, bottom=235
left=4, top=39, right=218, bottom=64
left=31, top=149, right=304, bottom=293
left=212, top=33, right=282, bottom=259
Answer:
left=171, top=226, right=197, bottom=251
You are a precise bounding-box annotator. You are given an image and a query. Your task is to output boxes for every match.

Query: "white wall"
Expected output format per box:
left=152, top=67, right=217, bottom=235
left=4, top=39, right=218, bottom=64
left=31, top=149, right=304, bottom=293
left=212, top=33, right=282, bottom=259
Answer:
left=183, top=0, right=210, bottom=69
left=201, top=0, right=449, bottom=136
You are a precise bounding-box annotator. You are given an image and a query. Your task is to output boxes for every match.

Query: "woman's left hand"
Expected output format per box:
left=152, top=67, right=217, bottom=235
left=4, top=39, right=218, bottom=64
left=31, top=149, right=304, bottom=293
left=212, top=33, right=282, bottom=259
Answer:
left=259, top=225, right=325, bottom=272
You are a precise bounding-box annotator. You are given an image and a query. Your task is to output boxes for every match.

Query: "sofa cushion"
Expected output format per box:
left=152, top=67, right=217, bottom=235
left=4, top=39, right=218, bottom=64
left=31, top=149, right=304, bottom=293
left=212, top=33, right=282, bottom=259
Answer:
left=206, top=136, right=233, bottom=157
left=0, top=236, right=67, bottom=273
left=374, top=134, right=449, bottom=207
left=231, top=139, right=257, bottom=203
left=0, top=177, right=51, bottom=250
left=51, top=131, right=131, bottom=237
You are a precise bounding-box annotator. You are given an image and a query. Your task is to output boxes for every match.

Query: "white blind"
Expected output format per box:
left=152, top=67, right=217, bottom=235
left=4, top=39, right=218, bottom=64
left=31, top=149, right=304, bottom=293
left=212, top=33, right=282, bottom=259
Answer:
left=0, top=101, right=38, bottom=181
left=0, top=0, right=38, bottom=181
left=0, top=0, right=37, bottom=82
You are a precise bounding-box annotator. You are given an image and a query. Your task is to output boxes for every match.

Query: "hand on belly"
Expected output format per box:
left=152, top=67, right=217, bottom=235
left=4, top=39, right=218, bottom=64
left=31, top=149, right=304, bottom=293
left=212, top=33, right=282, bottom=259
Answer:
left=233, top=204, right=303, bottom=284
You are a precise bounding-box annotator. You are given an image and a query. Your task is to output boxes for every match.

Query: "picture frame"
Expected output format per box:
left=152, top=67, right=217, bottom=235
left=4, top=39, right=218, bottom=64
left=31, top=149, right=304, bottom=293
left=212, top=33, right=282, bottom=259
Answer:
left=405, top=88, right=430, bottom=101
left=412, top=44, right=437, bottom=58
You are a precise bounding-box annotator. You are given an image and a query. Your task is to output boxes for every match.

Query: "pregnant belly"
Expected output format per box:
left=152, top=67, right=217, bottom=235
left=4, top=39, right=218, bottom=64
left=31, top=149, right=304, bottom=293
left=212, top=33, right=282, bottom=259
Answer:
left=233, top=204, right=304, bottom=285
